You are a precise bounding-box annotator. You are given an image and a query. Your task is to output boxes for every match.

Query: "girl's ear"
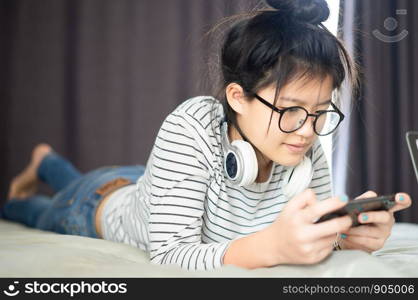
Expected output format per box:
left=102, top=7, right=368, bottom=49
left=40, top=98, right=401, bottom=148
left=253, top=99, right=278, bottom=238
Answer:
left=225, top=83, right=246, bottom=115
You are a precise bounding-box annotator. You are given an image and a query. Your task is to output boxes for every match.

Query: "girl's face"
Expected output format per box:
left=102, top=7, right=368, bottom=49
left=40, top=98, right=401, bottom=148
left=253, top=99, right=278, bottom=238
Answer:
left=232, top=75, right=334, bottom=167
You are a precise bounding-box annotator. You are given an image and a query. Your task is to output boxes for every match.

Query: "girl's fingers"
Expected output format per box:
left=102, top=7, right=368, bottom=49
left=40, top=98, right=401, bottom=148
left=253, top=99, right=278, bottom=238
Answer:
left=316, top=245, right=334, bottom=262
left=342, top=224, right=381, bottom=239
left=285, top=189, right=318, bottom=212
left=340, top=238, right=372, bottom=252
left=304, top=195, right=349, bottom=223
left=310, top=215, right=352, bottom=239
left=389, top=193, right=412, bottom=213
left=354, top=190, right=378, bottom=199
left=340, top=233, right=384, bottom=252
left=356, top=210, right=394, bottom=226
left=354, top=191, right=411, bottom=215
left=307, top=235, right=336, bottom=263
left=315, top=234, right=339, bottom=249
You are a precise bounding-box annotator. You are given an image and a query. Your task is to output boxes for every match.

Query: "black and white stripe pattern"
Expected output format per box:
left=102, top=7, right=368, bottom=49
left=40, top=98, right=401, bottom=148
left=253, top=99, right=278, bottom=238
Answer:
left=101, top=96, right=332, bottom=271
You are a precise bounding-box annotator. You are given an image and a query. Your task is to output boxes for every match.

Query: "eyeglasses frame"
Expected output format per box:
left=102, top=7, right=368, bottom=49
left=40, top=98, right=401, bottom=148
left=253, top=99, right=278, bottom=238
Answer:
left=251, top=93, right=345, bottom=136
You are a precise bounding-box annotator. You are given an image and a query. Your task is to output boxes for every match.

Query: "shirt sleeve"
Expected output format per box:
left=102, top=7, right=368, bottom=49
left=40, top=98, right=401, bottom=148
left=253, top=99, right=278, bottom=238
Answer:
left=147, top=113, right=231, bottom=271
left=308, top=139, right=333, bottom=201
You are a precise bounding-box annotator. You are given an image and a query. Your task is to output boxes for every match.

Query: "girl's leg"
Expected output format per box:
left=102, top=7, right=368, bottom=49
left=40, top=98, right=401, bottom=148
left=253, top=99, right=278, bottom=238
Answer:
left=7, top=143, right=82, bottom=200
left=2, top=195, right=52, bottom=228
left=36, top=165, right=146, bottom=237
left=37, top=151, right=82, bottom=193
left=2, top=143, right=82, bottom=229
left=3, top=164, right=146, bottom=236
left=3, top=144, right=147, bottom=238
left=3, top=151, right=85, bottom=230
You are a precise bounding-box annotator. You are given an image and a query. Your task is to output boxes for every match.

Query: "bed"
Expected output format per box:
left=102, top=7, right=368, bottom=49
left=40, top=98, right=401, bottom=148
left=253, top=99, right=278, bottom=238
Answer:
left=1, top=219, right=417, bottom=277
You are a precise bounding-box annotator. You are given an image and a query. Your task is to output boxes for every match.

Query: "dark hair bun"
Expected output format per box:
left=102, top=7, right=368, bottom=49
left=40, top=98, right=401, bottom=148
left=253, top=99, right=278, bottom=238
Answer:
left=265, top=0, right=330, bottom=25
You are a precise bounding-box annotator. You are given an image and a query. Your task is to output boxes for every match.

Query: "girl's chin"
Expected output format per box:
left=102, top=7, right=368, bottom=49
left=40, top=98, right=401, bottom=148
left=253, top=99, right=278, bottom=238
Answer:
left=272, top=153, right=305, bottom=167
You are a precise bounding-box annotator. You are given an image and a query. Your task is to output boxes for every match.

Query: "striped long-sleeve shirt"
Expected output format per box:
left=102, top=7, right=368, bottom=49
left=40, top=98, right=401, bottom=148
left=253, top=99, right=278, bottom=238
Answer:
left=101, top=96, right=332, bottom=271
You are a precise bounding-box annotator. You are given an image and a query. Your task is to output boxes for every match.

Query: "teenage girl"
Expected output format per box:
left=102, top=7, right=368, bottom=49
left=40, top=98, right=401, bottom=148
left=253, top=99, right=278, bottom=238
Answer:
left=2, top=0, right=412, bottom=271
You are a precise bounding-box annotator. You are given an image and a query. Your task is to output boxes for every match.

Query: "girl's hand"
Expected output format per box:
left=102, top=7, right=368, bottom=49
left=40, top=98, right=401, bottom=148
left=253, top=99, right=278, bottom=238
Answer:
left=339, top=191, right=412, bottom=252
left=263, top=189, right=352, bottom=265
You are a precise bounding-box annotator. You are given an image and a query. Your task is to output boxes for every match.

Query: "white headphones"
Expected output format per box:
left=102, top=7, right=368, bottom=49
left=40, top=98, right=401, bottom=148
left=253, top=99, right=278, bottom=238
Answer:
left=220, top=120, right=314, bottom=199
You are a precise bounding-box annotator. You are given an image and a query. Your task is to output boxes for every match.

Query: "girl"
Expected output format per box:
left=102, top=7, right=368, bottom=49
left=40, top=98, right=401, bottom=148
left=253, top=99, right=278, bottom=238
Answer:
left=2, top=0, right=412, bottom=271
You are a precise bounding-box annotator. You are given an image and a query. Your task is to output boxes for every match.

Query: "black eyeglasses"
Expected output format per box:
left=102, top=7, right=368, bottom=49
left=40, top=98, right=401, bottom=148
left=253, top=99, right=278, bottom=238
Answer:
left=252, top=93, right=345, bottom=136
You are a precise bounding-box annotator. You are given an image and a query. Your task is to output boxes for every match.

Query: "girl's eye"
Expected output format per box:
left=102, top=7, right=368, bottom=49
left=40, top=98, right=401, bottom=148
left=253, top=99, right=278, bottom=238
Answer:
left=286, top=107, right=301, bottom=113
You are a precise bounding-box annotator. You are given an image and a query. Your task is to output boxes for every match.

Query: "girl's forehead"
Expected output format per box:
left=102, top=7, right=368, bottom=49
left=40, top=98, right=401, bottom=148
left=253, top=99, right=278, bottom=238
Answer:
left=262, top=74, right=333, bottom=94
left=264, top=76, right=333, bottom=106
left=283, top=75, right=333, bottom=92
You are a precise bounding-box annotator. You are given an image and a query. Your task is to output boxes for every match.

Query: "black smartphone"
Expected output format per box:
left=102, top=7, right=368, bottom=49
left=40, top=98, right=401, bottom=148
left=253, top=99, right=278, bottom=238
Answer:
left=315, top=194, right=396, bottom=227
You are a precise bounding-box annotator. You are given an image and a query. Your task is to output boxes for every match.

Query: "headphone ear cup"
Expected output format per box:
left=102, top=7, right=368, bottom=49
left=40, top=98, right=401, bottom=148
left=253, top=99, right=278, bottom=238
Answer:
left=282, top=156, right=314, bottom=199
left=230, top=140, right=258, bottom=186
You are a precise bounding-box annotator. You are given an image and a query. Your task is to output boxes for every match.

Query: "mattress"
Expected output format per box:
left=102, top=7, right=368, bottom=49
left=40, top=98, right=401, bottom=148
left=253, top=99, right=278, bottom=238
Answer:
left=0, top=219, right=417, bottom=277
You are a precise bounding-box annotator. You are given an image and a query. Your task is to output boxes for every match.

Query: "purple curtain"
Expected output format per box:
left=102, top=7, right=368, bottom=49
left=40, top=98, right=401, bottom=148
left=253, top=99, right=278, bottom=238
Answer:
left=334, top=0, right=418, bottom=223
left=0, top=0, right=259, bottom=205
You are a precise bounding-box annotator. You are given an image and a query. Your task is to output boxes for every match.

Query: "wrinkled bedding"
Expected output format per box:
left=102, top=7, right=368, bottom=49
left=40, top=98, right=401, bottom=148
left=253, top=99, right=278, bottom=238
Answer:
left=0, top=219, right=417, bottom=277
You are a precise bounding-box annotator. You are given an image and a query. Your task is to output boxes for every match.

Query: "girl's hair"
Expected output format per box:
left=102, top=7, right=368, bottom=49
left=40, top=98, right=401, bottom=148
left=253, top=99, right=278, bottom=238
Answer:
left=208, top=0, right=358, bottom=135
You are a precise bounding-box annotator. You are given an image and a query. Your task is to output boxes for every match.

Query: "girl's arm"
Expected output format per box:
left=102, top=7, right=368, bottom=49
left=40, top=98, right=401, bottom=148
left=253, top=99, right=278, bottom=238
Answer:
left=224, top=141, right=349, bottom=269
left=223, top=189, right=353, bottom=269
left=148, top=113, right=229, bottom=271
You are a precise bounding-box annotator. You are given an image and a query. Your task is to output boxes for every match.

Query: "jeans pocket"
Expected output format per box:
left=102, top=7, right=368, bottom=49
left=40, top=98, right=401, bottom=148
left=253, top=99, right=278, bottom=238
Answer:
left=71, top=192, right=100, bottom=236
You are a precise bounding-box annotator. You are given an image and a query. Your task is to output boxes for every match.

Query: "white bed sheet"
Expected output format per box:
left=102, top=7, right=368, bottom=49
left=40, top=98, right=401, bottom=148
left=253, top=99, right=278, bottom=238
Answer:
left=0, top=220, right=417, bottom=277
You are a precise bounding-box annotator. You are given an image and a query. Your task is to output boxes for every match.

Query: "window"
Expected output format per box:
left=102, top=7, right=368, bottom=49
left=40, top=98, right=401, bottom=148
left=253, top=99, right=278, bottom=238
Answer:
left=319, top=0, right=340, bottom=173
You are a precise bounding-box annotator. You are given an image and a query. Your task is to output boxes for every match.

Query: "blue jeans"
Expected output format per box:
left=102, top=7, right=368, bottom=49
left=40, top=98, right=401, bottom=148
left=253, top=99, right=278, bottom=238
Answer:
left=1, top=151, right=145, bottom=238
